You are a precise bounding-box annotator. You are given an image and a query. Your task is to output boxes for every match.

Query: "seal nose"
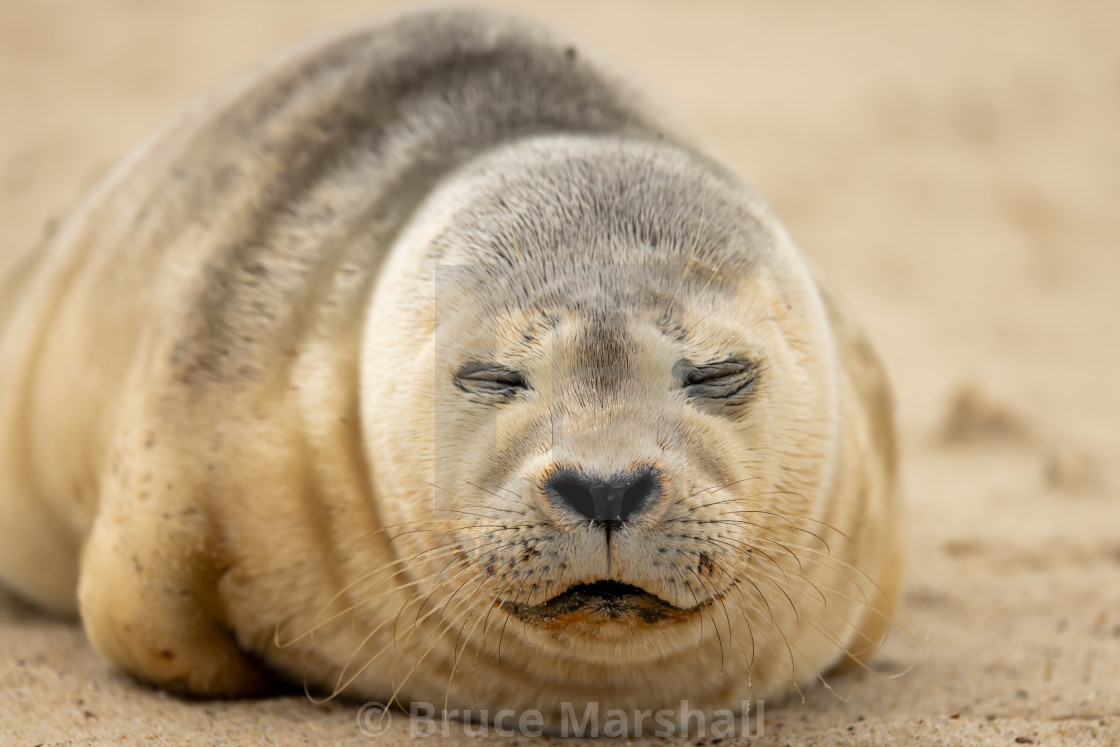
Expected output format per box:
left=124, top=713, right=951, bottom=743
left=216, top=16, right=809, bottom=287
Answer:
left=545, top=467, right=661, bottom=523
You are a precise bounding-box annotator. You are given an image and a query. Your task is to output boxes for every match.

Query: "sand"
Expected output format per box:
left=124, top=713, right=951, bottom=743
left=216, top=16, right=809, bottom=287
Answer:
left=1, top=0, right=1118, bottom=744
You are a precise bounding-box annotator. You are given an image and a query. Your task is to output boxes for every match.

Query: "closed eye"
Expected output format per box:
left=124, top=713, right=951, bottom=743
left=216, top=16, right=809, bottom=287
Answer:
left=454, top=362, right=528, bottom=397
left=677, top=358, right=758, bottom=401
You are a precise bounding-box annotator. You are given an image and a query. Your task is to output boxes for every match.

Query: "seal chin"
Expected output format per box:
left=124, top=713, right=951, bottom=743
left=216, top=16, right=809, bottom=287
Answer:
left=501, top=580, right=708, bottom=629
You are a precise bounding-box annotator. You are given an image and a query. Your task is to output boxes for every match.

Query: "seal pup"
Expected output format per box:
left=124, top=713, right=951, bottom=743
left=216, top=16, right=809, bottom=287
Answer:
left=0, top=6, right=901, bottom=729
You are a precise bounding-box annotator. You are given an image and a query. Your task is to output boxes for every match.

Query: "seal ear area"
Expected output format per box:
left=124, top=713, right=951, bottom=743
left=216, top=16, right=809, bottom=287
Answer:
left=453, top=361, right=529, bottom=400
left=674, top=357, right=760, bottom=404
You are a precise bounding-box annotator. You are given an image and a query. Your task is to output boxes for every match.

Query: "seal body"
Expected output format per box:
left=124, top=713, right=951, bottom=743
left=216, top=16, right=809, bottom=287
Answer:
left=0, top=7, right=901, bottom=727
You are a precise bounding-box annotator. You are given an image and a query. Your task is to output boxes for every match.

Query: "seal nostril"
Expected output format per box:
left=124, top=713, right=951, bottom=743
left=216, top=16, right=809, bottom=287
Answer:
left=620, top=472, right=656, bottom=520
left=549, top=477, right=597, bottom=521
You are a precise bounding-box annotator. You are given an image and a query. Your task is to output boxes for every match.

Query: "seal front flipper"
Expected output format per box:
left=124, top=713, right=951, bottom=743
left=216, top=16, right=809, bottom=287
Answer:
left=78, top=425, right=272, bottom=696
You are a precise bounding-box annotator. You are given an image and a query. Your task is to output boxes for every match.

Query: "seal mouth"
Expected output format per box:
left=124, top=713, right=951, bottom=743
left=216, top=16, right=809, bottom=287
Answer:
left=501, top=580, right=705, bottom=628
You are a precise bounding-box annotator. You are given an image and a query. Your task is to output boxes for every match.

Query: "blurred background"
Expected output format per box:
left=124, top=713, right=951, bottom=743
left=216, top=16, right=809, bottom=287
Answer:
left=1, top=1, right=1117, bottom=743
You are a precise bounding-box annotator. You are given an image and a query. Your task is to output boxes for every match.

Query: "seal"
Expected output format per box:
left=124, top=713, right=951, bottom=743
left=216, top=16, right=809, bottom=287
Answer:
left=0, top=7, right=901, bottom=729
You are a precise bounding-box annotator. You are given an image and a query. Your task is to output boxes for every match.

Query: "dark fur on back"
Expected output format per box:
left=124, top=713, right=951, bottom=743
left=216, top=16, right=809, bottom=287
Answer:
left=152, top=9, right=667, bottom=389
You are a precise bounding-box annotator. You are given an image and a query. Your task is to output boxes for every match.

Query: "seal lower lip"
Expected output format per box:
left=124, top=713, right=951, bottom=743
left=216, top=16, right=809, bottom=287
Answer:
left=502, top=580, right=702, bottom=627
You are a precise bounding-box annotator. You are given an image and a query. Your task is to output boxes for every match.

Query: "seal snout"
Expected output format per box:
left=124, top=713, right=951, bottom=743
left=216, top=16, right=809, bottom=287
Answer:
left=544, top=466, right=661, bottom=523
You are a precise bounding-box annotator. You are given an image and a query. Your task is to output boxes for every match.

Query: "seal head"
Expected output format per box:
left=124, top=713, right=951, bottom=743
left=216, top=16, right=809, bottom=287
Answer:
left=361, top=135, right=880, bottom=689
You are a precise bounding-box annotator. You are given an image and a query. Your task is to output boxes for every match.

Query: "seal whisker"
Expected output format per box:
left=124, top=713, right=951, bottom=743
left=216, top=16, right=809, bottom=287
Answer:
left=466, top=575, right=520, bottom=712
left=297, top=534, right=514, bottom=660
left=669, top=186, right=707, bottom=313
left=322, top=557, right=497, bottom=702
left=341, top=516, right=537, bottom=558
left=719, top=593, right=809, bottom=703
left=276, top=538, right=498, bottom=649
left=746, top=568, right=891, bottom=656
left=396, top=535, right=531, bottom=633
left=683, top=523, right=893, bottom=625
left=701, top=532, right=904, bottom=663
left=459, top=478, right=539, bottom=514
left=695, top=221, right=737, bottom=300
left=502, top=198, right=535, bottom=293
left=387, top=538, right=522, bottom=642
left=695, top=494, right=850, bottom=549
left=429, top=479, right=538, bottom=517
left=441, top=577, right=512, bottom=716
left=690, top=533, right=820, bottom=606
left=685, top=565, right=732, bottom=676
left=686, top=477, right=764, bottom=501
left=739, top=533, right=895, bottom=613
left=309, top=567, right=472, bottom=704
left=386, top=570, right=494, bottom=701
left=707, top=507, right=843, bottom=556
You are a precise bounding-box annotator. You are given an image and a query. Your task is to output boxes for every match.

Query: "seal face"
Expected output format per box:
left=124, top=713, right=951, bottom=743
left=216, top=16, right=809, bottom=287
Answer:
left=359, top=135, right=900, bottom=702
left=0, top=7, right=901, bottom=730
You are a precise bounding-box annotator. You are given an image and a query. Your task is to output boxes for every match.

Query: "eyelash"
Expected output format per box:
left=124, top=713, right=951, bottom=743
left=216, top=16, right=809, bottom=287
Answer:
left=680, top=359, right=758, bottom=401
left=454, top=364, right=528, bottom=396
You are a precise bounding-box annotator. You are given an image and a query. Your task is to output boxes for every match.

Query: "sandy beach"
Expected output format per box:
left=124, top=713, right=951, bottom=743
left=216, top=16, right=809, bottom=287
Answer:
left=1, top=1, right=1118, bottom=744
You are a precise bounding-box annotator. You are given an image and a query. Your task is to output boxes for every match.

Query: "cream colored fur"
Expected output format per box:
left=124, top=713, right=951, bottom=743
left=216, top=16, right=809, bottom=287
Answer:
left=0, top=6, right=900, bottom=729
